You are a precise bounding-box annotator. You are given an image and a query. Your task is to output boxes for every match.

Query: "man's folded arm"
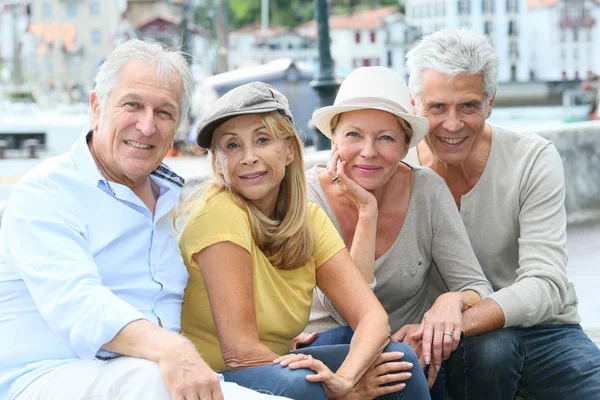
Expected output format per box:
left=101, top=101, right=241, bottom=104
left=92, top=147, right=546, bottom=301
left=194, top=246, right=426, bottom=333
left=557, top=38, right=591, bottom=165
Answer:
left=5, top=178, right=147, bottom=359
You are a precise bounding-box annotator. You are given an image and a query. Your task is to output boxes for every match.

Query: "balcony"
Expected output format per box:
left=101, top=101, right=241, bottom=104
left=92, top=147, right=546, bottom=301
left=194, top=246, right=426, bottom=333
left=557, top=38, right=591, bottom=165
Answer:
left=560, top=8, right=596, bottom=27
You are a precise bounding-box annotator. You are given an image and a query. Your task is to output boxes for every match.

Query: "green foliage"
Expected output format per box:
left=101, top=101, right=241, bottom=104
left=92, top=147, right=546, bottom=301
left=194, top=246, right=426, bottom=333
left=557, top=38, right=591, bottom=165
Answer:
left=226, top=0, right=400, bottom=30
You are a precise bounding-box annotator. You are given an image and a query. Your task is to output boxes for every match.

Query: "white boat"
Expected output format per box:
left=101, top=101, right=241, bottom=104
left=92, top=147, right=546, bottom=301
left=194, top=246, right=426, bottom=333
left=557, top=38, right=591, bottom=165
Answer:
left=0, top=102, right=89, bottom=158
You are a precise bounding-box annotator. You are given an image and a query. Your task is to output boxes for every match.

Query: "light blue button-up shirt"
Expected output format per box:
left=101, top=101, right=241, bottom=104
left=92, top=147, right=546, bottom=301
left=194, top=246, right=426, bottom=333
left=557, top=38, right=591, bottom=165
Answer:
left=0, top=133, right=189, bottom=400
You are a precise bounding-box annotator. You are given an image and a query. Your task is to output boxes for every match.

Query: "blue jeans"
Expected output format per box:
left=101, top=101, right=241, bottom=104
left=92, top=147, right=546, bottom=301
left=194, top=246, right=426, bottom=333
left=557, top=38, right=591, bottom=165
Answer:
left=445, top=324, right=600, bottom=400
left=221, top=340, right=430, bottom=399
left=303, top=326, right=431, bottom=399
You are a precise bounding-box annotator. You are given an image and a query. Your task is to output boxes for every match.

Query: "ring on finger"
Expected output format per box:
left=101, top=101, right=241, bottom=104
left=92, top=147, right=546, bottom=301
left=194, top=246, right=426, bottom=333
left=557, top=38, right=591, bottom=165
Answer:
left=331, top=176, right=340, bottom=184
left=444, top=330, right=454, bottom=338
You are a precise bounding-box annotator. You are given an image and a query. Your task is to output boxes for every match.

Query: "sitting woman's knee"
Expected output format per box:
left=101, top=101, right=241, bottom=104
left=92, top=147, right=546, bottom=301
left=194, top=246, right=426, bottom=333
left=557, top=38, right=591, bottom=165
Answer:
left=266, top=368, right=326, bottom=399
left=385, top=341, right=420, bottom=365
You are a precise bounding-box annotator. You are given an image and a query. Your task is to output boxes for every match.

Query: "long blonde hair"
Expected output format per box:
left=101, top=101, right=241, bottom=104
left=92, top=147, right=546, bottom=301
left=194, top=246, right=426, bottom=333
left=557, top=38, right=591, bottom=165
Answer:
left=178, top=111, right=314, bottom=270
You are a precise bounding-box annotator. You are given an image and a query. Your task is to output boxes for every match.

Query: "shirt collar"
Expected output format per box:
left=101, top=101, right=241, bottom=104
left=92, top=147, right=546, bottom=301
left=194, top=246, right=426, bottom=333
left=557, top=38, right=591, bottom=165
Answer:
left=70, top=130, right=185, bottom=190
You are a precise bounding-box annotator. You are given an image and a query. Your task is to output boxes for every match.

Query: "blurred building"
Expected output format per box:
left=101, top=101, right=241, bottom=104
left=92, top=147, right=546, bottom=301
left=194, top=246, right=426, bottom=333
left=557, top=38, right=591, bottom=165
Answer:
left=297, top=7, right=410, bottom=76
left=405, top=0, right=530, bottom=82
left=228, top=7, right=409, bottom=77
left=0, top=1, right=31, bottom=87
left=229, top=24, right=317, bottom=69
left=126, top=0, right=212, bottom=76
left=528, top=0, right=599, bottom=81
left=26, top=0, right=123, bottom=101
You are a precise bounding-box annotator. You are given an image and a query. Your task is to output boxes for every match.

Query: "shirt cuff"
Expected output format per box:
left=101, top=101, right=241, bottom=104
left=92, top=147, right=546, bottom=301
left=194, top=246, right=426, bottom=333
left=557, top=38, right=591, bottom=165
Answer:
left=488, top=287, right=525, bottom=328
left=69, top=300, right=146, bottom=359
left=460, top=284, right=492, bottom=301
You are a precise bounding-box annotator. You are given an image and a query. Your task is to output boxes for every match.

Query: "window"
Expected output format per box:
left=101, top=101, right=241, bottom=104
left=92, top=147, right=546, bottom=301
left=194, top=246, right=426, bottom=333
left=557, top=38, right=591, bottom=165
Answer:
left=90, top=2, right=101, bottom=17
left=560, top=29, right=566, bottom=42
left=482, top=0, right=494, bottom=13
left=387, top=50, right=393, bottom=67
left=573, top=28, right=578, bottom=42
left=574, top=48, right=578, bottom=60
left=507, top=0, right=518, bottom=13
left=585, top=28, right=591, bottom=42
left=42, top=2, right=53, bottom=19
left=509, top=42, right=518, bottom=57
left=458, top=0, right=470, bottom=15
left=510, top=65, right=517, bottom=81
left=355, top=31, right=361, bottom=44
left=484, top=21, right=493, bottom=34
left=66, top=1, right=77, bottom=17
left=508, top=20, right=518, bottom=35
left=370, top=31, right=376, bottom=43
left=91, top=30, right=102, bottom=45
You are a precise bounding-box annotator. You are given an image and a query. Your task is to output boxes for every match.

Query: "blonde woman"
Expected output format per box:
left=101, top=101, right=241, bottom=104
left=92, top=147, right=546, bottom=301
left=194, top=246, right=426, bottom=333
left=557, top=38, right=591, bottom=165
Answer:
left=177, top=82, right=429, bottom=399
left=297, top=67, right=493, bottom=399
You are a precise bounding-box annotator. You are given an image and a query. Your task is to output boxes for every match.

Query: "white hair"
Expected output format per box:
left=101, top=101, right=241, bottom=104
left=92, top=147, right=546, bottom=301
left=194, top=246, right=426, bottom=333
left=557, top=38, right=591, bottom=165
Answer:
left=406, top=29, right=499, bottom=101
left=94, top=39, right=194, bottom=125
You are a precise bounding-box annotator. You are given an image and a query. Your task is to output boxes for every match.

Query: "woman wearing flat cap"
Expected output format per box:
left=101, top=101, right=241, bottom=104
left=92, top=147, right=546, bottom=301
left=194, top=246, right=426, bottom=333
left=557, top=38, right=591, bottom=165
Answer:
left=297, top=67, right=493, bottom=398
left=177, top=81, right=429, bottom=399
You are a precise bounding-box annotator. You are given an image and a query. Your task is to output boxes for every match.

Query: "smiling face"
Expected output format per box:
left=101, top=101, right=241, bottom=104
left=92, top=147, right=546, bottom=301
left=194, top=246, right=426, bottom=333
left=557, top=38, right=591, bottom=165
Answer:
left=89, top=59, right=183, bottom=186
left=413, top=70, right=494, bottom=166
left=212, top=113, right=295, bottom=217
left=332, top=109, right=409, bottom=191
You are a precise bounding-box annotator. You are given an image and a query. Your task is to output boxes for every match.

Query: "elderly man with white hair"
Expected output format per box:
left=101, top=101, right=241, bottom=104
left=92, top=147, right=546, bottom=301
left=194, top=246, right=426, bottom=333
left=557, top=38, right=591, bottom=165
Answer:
left=0, top=40, right=287, bottom=400
left=404, top=29, right=600, bottom=399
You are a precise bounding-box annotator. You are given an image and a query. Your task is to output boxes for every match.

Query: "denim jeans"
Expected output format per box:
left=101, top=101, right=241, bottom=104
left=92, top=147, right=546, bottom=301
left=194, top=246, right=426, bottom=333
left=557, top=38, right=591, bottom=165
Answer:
left=221, top=340, right=430, bottom=399
left=445, top=324, right=600, bottom=400
left=303, top=326, right=432, bottom=399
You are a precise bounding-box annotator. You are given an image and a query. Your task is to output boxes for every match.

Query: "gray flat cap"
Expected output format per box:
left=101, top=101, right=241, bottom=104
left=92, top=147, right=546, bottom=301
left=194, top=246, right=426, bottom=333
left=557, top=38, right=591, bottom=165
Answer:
left=195, top=81, right=293, bottom=149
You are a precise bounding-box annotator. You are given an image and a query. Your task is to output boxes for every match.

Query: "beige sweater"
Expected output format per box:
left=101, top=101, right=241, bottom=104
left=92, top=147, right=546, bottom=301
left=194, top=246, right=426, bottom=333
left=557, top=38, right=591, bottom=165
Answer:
left=405, top=125, right=581, bottom=328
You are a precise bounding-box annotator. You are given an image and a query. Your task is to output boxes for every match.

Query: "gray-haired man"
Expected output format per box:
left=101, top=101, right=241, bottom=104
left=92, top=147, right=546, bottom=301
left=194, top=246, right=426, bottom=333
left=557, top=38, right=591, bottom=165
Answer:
left=0, top=39, right=287, bottom=400
left=403, top=28, right=600, bottom=399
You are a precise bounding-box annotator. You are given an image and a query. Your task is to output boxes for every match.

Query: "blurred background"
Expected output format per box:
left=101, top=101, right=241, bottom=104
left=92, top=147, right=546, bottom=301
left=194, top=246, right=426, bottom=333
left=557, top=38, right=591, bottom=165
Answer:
left=0, top=0, right=598, bottom=335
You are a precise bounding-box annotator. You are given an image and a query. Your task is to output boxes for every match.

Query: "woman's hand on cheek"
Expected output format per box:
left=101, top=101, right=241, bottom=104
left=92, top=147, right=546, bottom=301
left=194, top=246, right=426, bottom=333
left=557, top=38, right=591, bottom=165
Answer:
left=328, top=145, right=377, bottom=215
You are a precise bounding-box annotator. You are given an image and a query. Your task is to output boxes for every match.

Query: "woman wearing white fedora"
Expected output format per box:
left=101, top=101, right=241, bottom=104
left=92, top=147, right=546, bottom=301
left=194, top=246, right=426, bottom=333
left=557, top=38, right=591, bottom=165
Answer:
left=299, top=67, right=493, bottom=399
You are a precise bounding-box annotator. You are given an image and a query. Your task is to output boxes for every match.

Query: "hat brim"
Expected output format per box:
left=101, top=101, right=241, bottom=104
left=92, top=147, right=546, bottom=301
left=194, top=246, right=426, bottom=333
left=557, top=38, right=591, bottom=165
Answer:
left=312, top=105, right=429, bottom=148
left=196, top=106, right=285, bottom=149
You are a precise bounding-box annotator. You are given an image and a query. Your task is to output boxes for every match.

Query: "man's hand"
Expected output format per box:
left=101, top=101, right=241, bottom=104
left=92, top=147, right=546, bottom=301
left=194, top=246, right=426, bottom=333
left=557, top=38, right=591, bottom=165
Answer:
left=346, top=351, right=413, bottom=400
left=158, top=338, right=224, bottom=400
left=391, top=324, right=423, bottom=367
left=102, top=320, right=224, bottom=399
left=290, top=332, right=319, bottom=351
left=391, top=324, right=438, bottom=389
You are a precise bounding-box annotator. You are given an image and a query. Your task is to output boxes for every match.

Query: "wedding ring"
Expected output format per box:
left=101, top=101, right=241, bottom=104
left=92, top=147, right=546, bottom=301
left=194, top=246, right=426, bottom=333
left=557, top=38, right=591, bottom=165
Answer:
left=307, top=354, right=313, bottom=360
left=331, top=176, right=340, bottom=183
left=444, top=330, right=454, bottom=338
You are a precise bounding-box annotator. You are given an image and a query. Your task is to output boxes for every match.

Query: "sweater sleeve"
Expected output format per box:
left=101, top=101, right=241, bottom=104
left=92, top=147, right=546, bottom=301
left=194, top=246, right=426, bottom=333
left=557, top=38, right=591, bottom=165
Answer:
left=429, top=176, right=493, bottom=301
left=487, top=144, right=570, bottom=328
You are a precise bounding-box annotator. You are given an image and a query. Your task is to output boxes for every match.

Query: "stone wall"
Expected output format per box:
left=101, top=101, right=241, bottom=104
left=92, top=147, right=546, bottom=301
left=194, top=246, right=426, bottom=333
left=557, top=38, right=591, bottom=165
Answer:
left=532, top=121, right=600, bottom=224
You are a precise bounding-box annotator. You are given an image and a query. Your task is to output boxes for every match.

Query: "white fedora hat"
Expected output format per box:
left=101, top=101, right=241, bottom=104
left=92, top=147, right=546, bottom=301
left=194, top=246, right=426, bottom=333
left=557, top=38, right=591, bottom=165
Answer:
left=312, top=66, right=428, bottom=148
